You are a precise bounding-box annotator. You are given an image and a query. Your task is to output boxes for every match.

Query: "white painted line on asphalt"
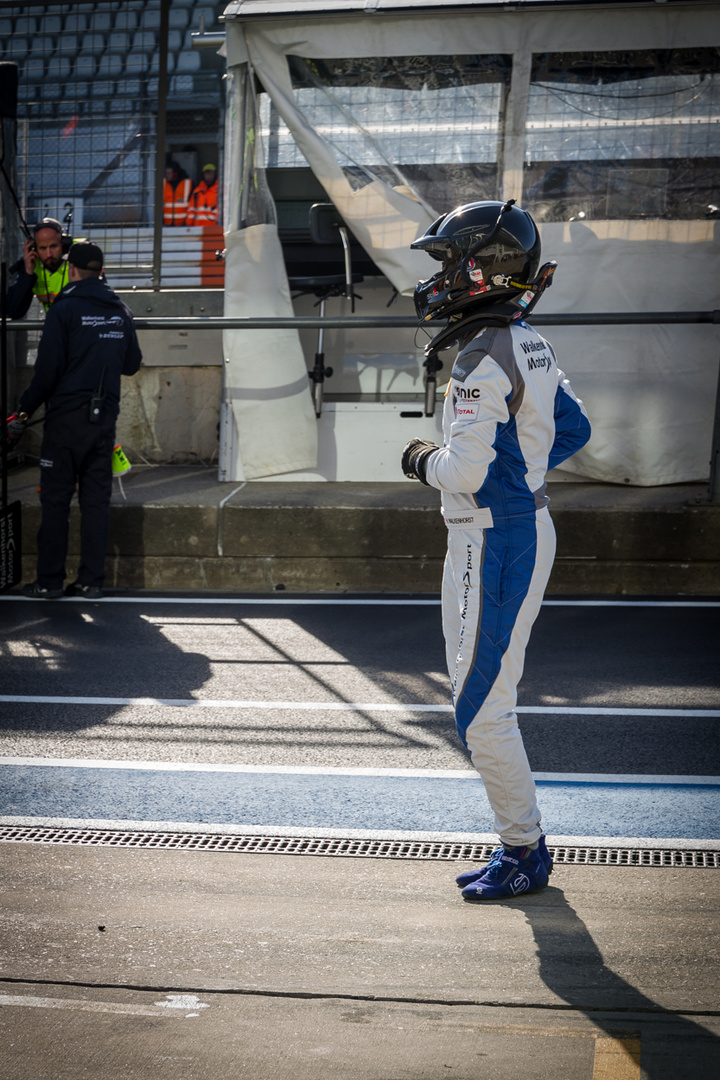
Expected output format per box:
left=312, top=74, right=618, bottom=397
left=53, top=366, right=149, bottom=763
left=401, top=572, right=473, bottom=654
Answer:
left=541, top=600, right=720, bottom=607
left=1, top=595, right=718, bottom=607
left=2, top=596, right=442, bottom=605
left=0, top=756, right=473, bottom=778
left=521, top=706, right=720, bottom=717
left=0, top=993, right=204, bottom=1018
left=1, top=757, right=717, bottom=785
left=0, top=695, right=717, bottom=717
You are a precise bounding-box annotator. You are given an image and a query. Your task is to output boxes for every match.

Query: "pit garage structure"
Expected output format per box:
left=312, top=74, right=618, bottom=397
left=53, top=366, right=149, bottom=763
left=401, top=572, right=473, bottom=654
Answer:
left=217, top=0, right=720, bottom=484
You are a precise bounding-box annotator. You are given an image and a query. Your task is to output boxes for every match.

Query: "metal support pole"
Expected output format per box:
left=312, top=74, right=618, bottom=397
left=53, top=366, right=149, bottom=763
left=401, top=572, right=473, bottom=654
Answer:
left=238, top=65, right=249, bottom=229
left=708, top=355, right=720, bottom=504
left=1, top=262, right=7, bottom=509
left=6, top=312, right=720, bottom=333
left=151, top=0, right=170, bottom=288
left=339, top=227, right=352, bottom=297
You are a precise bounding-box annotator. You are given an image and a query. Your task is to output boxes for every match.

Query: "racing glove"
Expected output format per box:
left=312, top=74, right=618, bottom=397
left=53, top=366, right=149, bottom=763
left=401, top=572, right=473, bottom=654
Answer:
left=401, top=437, right=439, bottom=485
left=5, top=413, right=28, bottom=446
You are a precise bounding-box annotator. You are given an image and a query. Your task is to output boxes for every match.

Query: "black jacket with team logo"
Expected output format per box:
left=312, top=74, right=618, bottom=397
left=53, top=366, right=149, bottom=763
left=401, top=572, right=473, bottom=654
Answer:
left=19, top=276, right=142, bottom=422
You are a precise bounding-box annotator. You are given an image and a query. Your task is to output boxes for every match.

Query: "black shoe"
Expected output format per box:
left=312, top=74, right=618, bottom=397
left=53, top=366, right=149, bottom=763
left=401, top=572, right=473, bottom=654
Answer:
left=64, top=581, right=104, bottom=599
left=22, top=581, right=64, bottom=599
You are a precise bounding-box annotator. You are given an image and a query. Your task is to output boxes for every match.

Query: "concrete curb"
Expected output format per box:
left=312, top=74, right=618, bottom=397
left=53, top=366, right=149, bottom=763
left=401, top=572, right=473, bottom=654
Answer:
left=8, top=467, right=720, bottom=594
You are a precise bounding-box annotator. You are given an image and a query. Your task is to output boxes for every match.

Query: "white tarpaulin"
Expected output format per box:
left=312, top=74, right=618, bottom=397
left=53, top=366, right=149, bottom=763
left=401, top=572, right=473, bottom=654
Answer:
left=242, top=29, right=435, bottom=295
left=537, top=220, right=719, bottom=486
left=222, top=224, right=317, bottom=479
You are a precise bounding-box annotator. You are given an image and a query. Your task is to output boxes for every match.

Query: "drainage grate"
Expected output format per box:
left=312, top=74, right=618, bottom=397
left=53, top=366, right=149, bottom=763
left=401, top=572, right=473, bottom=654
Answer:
left=0, top=825, right=718, bottom=867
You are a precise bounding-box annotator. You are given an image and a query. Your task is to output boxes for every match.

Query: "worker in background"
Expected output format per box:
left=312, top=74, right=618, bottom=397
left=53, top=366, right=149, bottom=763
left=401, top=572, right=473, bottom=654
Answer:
left=185, top=163, right=219, bottom=226
left=163, top=161, right=192, bottom=226
left=6, top=218, right=71, bottom=320
left=9, top=242, right=142, bottom=600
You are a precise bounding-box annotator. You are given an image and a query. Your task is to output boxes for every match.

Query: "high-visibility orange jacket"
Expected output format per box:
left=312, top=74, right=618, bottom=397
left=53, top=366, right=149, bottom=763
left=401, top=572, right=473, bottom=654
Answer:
left=185, top=179, right=219, bottom=226
left=163, top=177, right=192, bottom=225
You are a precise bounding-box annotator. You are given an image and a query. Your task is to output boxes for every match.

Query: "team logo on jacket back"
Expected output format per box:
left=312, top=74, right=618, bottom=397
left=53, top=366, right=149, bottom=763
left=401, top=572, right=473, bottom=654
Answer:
left=81, top=315, right=123, bottom=327
left=519, top=338, right=554, bottom=373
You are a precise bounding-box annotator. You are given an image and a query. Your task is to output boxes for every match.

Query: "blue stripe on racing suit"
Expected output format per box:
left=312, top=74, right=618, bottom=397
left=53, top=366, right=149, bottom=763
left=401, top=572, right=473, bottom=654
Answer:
left=549, top=383, right=592, bottom=472
left=453, top=511, right=538, bottom=745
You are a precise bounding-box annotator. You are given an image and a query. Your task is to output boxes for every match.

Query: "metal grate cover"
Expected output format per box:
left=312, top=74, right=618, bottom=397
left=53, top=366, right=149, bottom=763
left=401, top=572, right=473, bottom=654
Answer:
left=0, top=824, right=717, bottom=867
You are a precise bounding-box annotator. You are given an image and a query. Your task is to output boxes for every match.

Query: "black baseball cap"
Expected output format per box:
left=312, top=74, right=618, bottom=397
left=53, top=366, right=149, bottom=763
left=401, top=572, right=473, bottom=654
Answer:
left=34, top=217, right=63, bottom=235
left=68, top=241, right=104, bottom=271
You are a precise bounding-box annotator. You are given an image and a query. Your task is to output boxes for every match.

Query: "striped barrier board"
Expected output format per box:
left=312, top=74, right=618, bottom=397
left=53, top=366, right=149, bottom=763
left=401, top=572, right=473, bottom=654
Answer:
left=90, top=226, right=225, bottom=289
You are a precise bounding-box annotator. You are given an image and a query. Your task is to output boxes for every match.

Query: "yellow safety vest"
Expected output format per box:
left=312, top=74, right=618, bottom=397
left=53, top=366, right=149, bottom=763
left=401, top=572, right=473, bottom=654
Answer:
left=33, top=260, right=70, bottom=311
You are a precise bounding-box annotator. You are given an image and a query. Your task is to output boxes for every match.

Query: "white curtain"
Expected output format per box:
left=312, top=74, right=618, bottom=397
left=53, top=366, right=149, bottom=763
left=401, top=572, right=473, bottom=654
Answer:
left=222, top=225, right=317, bottom=480
left=221, top=60, right=317, bottom=480
left=538, top=220, right=719, bottom=486
left=244, top=30, right=435, bottom=295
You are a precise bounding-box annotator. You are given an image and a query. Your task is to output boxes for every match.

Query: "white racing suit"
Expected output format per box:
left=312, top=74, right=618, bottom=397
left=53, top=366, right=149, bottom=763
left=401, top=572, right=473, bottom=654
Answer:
left=424, top=320, right=591, bottom=847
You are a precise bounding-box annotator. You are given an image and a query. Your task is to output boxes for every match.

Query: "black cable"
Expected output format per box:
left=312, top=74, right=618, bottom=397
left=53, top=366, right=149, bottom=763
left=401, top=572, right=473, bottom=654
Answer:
left=0, top=158, right=31, bottom=240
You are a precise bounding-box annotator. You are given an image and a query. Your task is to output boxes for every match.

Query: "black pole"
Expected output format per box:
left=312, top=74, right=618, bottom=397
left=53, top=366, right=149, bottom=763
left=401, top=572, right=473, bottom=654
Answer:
left=152, top=0, right=170, bottom=288
left=1, top=261, right=7, bottom=509
left=708, top=355, right=720, bottom=504
left=5, top=311, right=720, bottom=332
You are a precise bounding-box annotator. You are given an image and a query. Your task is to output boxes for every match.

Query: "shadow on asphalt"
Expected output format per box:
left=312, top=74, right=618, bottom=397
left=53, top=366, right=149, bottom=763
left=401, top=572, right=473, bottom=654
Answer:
left=0, top=602, right=212, bottom=732
left=511, top=885, right=719, bottom=1079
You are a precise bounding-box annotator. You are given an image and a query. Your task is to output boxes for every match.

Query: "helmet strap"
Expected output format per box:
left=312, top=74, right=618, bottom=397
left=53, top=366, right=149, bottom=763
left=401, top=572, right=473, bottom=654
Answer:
left=421, top=260, right=557, bottom=359
left=460, top=198, right=516, bottom=278
left=509, top=261, right=557, bottom=320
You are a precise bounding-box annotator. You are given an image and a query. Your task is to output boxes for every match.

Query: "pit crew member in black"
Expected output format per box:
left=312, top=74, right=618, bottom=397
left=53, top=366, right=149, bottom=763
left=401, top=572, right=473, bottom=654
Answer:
left=16, top=241, right=142, bottom=599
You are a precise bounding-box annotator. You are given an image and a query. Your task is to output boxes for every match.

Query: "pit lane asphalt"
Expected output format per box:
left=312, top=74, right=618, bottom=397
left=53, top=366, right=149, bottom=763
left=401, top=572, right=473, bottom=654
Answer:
left=0, top=596, right=718, bottom=841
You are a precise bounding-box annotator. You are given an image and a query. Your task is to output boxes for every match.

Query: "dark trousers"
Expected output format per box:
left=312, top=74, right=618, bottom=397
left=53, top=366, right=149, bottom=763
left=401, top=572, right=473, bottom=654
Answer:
left=36, top=406, right=116, bottom=589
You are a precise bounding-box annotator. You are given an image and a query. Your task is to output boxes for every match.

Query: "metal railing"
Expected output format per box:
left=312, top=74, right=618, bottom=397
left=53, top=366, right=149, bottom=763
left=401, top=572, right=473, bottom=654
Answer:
left=4, top=310, right=720, bottom=503
left=6, top=311, right=720, bottom=331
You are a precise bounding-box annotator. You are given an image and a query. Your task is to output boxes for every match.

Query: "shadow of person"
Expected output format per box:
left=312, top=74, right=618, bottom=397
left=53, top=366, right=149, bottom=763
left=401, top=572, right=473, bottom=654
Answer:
left=0, top=601, right=213, bottom=737
left=500, top=885, right=719, bottom=1079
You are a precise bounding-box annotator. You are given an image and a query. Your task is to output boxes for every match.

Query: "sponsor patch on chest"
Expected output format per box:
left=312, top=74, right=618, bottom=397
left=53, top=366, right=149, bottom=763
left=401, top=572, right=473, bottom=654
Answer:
left=454, top=400, right=480, bottom=421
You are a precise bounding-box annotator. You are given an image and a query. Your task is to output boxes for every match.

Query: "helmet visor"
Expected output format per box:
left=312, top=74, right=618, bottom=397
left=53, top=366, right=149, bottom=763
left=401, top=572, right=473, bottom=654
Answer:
left=411, top=234, right=460, bottom=263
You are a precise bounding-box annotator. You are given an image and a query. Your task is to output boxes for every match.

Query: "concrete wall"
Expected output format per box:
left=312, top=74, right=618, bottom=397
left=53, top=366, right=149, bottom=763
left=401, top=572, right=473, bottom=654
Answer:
left=11, top=289, right=225, bottom=465
left=13, top=362, right=222, bottom=466
left=117, top=365, right=221, bottom=464
left=13, top=472, right=720, bottom=595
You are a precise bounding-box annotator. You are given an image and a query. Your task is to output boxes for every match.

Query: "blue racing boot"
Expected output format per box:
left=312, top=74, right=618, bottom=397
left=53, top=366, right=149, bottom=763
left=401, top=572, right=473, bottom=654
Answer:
left=460, top=843, right=550, bottom=901
left=456, top=834, right=553, bottom=888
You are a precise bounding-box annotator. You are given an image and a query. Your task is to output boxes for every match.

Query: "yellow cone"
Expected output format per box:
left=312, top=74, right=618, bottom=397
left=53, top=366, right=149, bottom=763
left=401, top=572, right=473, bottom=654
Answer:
left=112, top=444, right=131, bottom=476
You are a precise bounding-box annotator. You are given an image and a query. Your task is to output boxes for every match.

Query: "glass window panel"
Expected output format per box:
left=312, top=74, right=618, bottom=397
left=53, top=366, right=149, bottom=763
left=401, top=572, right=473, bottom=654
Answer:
left=260, top=54, right=511, bottom=211
left=524, top=49, right=720, bottom=221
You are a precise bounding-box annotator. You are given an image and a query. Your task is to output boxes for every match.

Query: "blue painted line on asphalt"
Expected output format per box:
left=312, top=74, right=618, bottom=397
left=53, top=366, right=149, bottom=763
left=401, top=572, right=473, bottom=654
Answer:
left=1, top=765, right=718, bottom=841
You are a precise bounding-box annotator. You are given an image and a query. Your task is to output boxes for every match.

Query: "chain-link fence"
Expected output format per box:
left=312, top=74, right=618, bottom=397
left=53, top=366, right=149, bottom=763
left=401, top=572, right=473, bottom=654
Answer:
left=3, top=0, right=226, bottom=286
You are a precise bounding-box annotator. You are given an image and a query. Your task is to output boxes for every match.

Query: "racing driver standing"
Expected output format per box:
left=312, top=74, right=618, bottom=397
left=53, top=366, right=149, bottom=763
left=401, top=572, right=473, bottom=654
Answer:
left=402, top=200, right=591, bottom=901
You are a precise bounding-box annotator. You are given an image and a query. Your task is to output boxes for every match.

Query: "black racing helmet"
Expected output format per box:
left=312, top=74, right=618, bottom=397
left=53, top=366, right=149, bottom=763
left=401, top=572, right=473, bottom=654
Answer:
left=411, top=200, right=545, bottom=324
